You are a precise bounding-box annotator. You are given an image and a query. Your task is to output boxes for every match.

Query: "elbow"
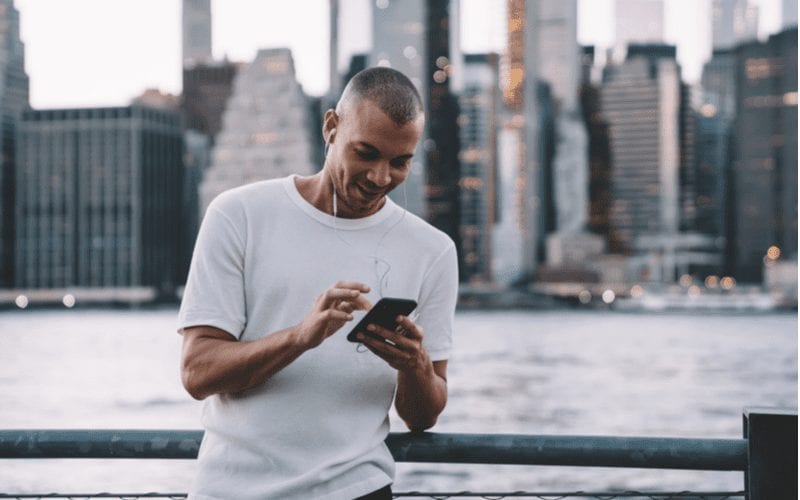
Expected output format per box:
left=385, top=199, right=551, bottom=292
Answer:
left=404, top=416, right=438, bottom=433
left=181, top=360, right=210, bottom=401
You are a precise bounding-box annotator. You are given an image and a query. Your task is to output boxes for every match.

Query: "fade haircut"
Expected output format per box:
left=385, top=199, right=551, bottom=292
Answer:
left=337, top=67, right=424, bottom=125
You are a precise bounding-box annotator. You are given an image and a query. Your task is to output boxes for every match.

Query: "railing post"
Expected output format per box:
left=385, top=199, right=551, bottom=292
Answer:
left=743, top=407, right=797, bottom=500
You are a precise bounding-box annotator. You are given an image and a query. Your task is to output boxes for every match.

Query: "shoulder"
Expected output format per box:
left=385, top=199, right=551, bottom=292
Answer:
left=396, top=208, right=456, bottom=258
left=206, top=177, right=290, bottom=221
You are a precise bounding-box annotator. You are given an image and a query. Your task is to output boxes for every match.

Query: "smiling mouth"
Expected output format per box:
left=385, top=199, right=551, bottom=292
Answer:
left=356, top=184, right=383, bottom=201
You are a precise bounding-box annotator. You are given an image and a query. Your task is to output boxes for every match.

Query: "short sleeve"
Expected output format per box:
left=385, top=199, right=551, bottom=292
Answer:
left=177, top=199, right=247, bottom=339
left=415, top=241, right=459, bottom=361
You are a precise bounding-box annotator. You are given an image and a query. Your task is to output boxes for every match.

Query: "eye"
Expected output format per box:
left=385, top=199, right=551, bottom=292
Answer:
left=355, top=149, right=378, bottom=161
left=390, top=158, right=411, bottom=169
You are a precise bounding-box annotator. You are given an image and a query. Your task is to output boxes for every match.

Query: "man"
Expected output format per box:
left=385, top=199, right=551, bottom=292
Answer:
left=178, top=67, right=459, bottom=499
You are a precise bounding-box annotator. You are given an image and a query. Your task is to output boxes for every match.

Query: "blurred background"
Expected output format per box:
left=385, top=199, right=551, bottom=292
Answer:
left=0, top=0, right=796, bottom=308
left=0, top=0, right=796, bottom=495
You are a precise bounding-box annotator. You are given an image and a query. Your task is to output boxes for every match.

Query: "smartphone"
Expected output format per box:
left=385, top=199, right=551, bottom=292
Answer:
left=346, top=297, right=418, bottom=343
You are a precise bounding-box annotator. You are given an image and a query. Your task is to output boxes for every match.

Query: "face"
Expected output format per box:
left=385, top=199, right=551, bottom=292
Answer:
left=324, top=99, right=424, bottom=218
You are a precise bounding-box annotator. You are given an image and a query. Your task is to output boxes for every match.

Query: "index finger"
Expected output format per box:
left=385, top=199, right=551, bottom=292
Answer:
left=353, top=295, right=373, bottom=311
left=333, top=281, right=371, bottom=293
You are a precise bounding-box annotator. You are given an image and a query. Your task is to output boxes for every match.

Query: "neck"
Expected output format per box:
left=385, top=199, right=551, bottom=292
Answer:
left=295, top=170, right=335, bottom=216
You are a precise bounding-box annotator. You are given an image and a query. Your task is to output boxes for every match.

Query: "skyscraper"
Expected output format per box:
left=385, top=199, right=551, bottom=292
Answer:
left=370, top=0, right=461, bottom=258
left=459, top=53, right=500, bottom=284
left=200, top=48, right=317, bottom=214
left=713, top=0, right=759, bottom=50
left=181, top=60, right=241, bottom=142
left=493, top=0, right=554, bottom=283
left=15, top=105, right=184, bottom=295
left=601, top=45, right=684, bottom=254
left=536, top=0, right=580, bottom=112
left=182, top=0, right=212, bottom=67
left=0, top=0, right=29, bottom=288
left=531, top=0, right=603, bottom=271
left=696, top=49, right=737, bottom=246
left=580, top=48, right=613, bottom=247
left=729, top=27, right=798, bottom=281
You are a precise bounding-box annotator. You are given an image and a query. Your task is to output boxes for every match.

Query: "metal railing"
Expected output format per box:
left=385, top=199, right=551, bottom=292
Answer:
left=0, top=408, right=795, bottom=500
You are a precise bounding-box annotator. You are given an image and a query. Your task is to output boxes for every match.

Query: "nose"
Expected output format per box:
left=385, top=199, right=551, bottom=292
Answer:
left=366, top=161, right=392, bottom=188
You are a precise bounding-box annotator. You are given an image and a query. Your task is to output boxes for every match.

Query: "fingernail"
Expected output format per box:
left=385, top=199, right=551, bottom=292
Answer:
left=367, top=324, right=375, bottom=331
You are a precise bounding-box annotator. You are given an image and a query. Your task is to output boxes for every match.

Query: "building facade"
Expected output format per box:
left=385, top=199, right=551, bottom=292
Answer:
left=459, top=53, right=499, bottom=284
left=181, top=61, right=241, bottom=142
left=729, top=27, right=798, bottom=281
left=182, top=0, right=212, bottom=67
left=696, top=49, right=737, bottom=247
left=580, top=71, right=613, bottom=247
left=200, top=48, right=317, bottom=213
left=15, top=106, right=184, bottom=295
left=493, top=0, right=554, bottom=283
left=600, top=45, right=684, bottom=256
left=0, top=0, right=29, bottom=288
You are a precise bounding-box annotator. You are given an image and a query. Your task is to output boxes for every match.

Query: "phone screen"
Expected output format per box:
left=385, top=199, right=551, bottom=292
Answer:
left=346, top=297, right=417, bottom=343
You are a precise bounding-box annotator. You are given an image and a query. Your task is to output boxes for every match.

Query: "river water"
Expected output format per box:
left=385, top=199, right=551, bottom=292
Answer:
left=0, top=308, right=796, bottom=496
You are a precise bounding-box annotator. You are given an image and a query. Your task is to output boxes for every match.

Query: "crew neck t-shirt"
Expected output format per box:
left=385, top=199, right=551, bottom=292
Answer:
left=177, top=175, right=458, bottom=500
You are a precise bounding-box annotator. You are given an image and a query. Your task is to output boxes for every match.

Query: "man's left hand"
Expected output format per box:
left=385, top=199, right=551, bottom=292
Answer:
left=356, top=315, right=429, bottom=373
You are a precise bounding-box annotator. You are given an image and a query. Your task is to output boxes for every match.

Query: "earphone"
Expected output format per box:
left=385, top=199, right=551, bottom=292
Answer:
left=324, top=130, right=408, bottom=299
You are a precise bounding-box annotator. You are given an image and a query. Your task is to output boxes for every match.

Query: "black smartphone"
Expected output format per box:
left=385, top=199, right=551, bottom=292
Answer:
left=346, top=297, right=418, bottom=343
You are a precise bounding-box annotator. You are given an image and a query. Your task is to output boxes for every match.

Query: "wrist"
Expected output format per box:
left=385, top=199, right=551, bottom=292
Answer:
left=288, top=324, right=313, bottom=351
left=400, top=350, right=434, bottom=379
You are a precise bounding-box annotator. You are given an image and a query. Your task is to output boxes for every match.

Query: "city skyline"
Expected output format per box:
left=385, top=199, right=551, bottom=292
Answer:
left=14, top=0, right=785, bottom=109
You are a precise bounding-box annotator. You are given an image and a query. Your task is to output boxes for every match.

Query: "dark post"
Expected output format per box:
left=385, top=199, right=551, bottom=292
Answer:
left=743, top=408, right=798, bottom=500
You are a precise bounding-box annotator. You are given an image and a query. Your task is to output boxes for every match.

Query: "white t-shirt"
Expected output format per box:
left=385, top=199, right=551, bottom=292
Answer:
left=177, top=175, right=458, bottom=500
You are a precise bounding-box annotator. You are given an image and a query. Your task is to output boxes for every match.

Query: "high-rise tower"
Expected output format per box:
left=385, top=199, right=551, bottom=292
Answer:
left=0, top=0, right=29, bottom=288
left=182, top=0, right=213, bottom=67
left=15, top=106, right=184, bottom=295
left=601, top=46, right=684, bottom=254
left=459, top=53, right=500, bottom=284
left=200, top=49, right=317, bottom=214
left=729, top=28, right=798, bottom=281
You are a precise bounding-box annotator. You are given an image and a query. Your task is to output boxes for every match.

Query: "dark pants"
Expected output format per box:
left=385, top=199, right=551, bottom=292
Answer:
left=354, top=484, right=392, bottom=500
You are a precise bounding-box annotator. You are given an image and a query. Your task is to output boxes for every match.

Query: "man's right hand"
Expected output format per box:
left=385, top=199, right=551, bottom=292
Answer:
left=294, top=281, right=372, bottom=349
left=181, top=281, right=372, bottom=400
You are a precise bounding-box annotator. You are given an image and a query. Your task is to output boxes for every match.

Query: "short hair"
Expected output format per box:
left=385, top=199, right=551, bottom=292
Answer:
left=337, top=67, right=424, bottom=125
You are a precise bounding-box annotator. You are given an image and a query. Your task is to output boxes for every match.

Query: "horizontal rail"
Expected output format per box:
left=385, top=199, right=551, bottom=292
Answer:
left=0, top=430, right=747, bottom=471
left=0, top=491, right=748, bottom=499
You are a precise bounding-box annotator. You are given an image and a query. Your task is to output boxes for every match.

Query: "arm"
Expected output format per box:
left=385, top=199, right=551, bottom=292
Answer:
left=396, top=359, right=448, bottom=431
left=355, top=315, right=448, bottom=431
left=181, top=282, right=371, bottom=400
left=181, top=324, right=305, bottom=400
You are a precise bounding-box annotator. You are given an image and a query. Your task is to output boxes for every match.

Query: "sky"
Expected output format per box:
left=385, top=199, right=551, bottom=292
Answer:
left=14, top=0, right=786, bottom=109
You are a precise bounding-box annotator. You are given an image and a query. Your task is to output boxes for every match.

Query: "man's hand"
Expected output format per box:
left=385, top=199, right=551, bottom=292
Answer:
left=355, top=314, right=428, bottom=373
left=295, top=281, right=372, bottom=349
left=356, top=315, right=448, bottom=431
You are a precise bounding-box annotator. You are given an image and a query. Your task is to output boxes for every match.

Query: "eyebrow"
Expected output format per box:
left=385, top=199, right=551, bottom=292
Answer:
left=355, top=141, right=414, bottom=160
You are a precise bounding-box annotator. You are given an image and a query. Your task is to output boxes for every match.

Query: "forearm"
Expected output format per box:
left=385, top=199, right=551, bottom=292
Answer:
left=395, top=359, right=448, bottom=431
left=182, top=326, right=307, bottom=400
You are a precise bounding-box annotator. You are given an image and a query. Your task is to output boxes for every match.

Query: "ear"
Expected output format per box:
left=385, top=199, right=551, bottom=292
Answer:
left=322, top=109, right=338, bottom=144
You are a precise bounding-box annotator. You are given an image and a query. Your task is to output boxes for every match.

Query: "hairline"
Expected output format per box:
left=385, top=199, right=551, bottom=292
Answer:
left=335, top=93, right=423, bottom=127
